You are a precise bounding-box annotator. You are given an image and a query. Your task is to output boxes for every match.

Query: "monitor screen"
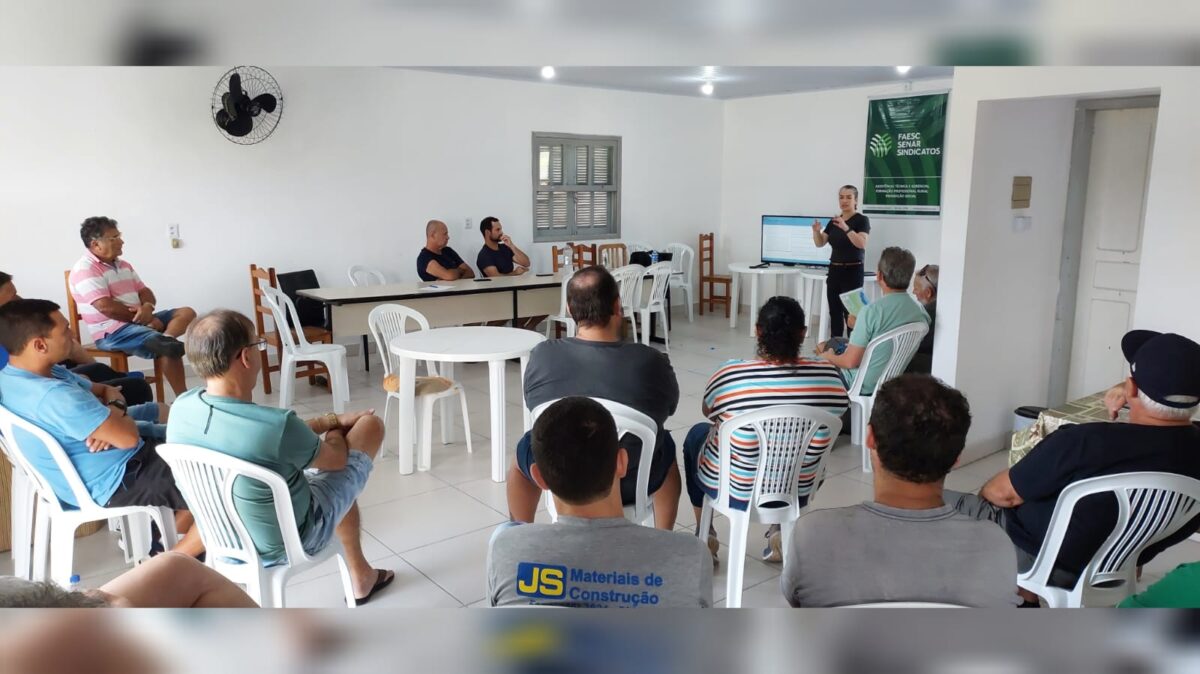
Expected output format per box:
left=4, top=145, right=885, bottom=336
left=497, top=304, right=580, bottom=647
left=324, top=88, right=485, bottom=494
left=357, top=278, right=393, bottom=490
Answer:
left=761, top=215, right=832, bottom=266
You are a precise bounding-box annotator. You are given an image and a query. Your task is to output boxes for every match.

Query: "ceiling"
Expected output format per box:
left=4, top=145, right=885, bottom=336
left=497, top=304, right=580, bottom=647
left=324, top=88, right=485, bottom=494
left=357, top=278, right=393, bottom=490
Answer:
left=407, top=66, right=954, bottom=100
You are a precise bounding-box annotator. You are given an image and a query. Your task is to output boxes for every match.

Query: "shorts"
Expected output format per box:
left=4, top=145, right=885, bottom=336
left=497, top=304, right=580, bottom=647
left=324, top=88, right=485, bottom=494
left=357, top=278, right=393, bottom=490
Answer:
left=297, top=450, right=374, bottom=557
left=95, top=309, right=178, bottom=359
left=515, top=429, right=676, bottom=505
left=128, top=402, right=166, bottom=441
left=105, top=441, right=188, bottom=511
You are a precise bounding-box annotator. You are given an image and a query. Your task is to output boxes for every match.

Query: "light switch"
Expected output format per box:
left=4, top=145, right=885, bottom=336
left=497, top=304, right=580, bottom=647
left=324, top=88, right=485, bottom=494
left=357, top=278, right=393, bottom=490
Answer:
left=1011, top=176, right=1032, bottom=209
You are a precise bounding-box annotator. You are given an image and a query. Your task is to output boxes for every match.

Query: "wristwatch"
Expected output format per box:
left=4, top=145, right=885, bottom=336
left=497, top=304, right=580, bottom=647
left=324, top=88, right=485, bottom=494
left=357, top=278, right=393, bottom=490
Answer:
left=106, top=399, right=128, bottom=413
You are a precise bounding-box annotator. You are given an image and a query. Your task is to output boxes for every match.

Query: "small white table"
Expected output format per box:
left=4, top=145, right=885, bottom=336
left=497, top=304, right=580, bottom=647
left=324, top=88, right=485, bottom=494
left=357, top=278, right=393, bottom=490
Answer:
left=801, top=270, right=880, bottom=343
left=389, top=326, right=545, bottom=482
left=727, top=263, right=806, bottom=334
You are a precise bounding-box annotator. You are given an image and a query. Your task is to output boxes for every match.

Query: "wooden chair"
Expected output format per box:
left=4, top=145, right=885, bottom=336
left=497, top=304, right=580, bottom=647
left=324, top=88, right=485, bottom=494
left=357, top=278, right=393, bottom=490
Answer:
left=574, top=243, right=598, bottom=268
left=698, top=233, right=732, bottom=317
left=62, top=271, right=165, bottom=402
left=597, top=243, right=628, bottom=268
left=551, top=243, right=575, bottom=273
left=249, top=264, right=333, bottom=396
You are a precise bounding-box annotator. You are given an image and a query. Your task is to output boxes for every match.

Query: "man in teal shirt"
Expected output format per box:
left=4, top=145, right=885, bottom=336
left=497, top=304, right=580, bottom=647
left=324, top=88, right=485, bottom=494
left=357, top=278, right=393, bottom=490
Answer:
left=817, top=246, right=929, bottom=393
left=166, top=309, right=394, bottom=605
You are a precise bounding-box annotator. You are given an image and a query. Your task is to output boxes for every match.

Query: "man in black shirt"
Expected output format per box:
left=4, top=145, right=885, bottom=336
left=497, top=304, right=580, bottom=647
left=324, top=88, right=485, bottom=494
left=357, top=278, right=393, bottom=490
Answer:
left=949, top=330, right=1200, bottom=604
left=476, top=217, right=530, bottom=277
left=416, top=220, right=475, bottom=282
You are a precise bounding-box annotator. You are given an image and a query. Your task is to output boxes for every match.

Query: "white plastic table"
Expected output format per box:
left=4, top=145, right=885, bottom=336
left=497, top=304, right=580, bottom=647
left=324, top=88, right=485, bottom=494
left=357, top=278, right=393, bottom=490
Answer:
left=389, top=326, right=545, bottom=482
left=727, top=263, right=806, bottom=334
left=801, top=270, right=881, bottom=343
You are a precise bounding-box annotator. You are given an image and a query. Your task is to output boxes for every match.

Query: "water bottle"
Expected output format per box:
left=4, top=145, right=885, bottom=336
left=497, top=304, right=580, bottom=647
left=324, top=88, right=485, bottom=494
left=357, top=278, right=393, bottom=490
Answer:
left=69, top=574, right=81, bottom=593
left=650, top=250, right=659, bottom=265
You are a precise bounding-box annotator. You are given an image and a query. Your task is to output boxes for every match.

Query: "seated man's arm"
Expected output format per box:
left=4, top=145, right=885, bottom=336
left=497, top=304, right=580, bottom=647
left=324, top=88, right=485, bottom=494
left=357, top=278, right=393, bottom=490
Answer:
left=308, top=429, right=349, bottom=471
left=980, top=469, right=1024, bottom=508
left=89, top=296, right=138, bottom=323
left=86, top=407, right=141, bottom=451
left=423, top=260, right=462, bottom=281
left=456, top=263, right=476, bottom=279
left=819, top=343, right=865, bottom=370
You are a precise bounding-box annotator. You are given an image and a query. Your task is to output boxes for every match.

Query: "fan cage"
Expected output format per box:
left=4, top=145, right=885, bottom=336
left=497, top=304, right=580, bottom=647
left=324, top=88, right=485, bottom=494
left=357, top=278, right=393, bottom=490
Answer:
left=211, top=66, right=284, bottom=145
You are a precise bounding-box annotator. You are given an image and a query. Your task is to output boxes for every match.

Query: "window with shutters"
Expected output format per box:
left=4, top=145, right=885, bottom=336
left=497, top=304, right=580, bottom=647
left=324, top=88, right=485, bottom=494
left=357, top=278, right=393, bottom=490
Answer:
left=532, top=132, right=621, bottom=242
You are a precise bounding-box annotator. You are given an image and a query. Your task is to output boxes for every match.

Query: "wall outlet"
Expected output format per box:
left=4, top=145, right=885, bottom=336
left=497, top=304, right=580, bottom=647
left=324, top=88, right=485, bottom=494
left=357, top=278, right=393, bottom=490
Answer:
left=465, top=217, right=472, bottom=230
left=168, top=223, right=180, bottom=239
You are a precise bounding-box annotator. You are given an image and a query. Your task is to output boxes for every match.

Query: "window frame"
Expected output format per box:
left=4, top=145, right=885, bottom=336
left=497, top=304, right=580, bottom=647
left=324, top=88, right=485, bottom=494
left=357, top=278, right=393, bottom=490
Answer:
left=531, top=132, right=622, bottom=243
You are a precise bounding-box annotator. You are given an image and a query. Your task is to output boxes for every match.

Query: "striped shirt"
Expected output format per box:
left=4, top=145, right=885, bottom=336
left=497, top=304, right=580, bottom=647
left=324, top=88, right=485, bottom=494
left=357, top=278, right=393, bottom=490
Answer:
left=697, top=358, right=849, bottom=508
left=69, top=252, right=145, bottom=340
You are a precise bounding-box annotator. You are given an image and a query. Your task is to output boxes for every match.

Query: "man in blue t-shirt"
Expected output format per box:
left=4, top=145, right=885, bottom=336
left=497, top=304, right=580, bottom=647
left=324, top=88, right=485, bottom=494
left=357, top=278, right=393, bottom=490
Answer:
left=0, top=299, right=203, bottom=557
left=416, top=219, right=475, bottom=282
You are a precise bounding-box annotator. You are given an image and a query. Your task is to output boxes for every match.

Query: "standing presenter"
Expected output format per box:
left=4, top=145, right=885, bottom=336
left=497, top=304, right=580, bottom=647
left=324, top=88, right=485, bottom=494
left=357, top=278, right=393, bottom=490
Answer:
left=811, top=184, right=870, bottom=338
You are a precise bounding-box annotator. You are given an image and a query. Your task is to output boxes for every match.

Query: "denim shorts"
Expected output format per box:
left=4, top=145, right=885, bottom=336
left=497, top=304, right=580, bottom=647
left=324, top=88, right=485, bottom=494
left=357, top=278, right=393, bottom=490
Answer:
left=128, top=402, right=167, bottom=441
left=95, top=309, right=178, bottom=359
left=298, top=450, right=374, bottom=557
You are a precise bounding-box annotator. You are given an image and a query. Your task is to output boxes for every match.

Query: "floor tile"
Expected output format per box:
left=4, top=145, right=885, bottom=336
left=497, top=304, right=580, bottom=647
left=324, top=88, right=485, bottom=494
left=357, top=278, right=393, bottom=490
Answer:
left=360, top=487, right=505, bottom=554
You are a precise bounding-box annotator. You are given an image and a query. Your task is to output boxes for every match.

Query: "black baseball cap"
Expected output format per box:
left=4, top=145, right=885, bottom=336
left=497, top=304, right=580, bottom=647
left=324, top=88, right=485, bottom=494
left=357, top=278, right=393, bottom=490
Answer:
left=1121, top=330, right=1200, bottom=409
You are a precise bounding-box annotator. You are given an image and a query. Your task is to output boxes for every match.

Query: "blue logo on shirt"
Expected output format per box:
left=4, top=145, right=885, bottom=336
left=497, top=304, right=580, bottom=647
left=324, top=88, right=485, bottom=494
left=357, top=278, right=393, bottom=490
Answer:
left=516, top=562, right=566, bottom=599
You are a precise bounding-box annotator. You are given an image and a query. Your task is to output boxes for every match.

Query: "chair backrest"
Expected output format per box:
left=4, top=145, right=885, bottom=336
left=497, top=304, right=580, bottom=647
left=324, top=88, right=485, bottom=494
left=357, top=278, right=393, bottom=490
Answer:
left=1028, top=471, right=1200, bottom=603
left=597, top=243, right=628, bottom=269
left=642, top=262, right=673, bottom=309
left=260, top=287, right=310, bottom=352
left=530, top=397, right=659, bottom=525
left=625, top=242, right=651, bottom=255
left=367, top=304, right=439, bottom=378
left=611, top=264, right=645, bottom=312
left=249, top=263, right=280, bottom=341
left=664, top=243, right=695, bottom=284
left=698, top=233, right=717, bottom=278
left=0, top=404, right=100, bottom=515
left=156, top=443, right=312, bottom=570
left=551, top=244, right=573, bottom=273
left=61, top=270, right=89, bottom=346
left=347, top=264, right=386, bottom=287
left=847, top=322, right=930, bottom=398
left=556, top=269, right=575, bottom=315
left=714, top=405, right=843, bottom=523
left=574, top=243, right=598, bottom=269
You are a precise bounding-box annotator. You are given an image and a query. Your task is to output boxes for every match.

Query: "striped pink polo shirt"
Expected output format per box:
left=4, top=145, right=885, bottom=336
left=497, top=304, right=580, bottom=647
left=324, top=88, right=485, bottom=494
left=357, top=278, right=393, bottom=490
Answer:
left=69, top=251, right=146, bottom=340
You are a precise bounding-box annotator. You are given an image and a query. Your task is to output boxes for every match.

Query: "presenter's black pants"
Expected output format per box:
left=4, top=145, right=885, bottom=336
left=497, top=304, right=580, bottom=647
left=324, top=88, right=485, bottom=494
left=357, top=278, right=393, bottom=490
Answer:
left=826, top=263, right=864, bottom=339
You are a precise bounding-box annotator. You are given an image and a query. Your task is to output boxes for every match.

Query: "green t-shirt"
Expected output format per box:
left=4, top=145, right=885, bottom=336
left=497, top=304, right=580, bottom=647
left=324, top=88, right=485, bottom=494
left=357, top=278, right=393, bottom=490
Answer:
left=166, top=389, right=321, bottom=562
left=848, top=291, right=930, bottom=394
left=1118, top=562, right=1200, bottom=608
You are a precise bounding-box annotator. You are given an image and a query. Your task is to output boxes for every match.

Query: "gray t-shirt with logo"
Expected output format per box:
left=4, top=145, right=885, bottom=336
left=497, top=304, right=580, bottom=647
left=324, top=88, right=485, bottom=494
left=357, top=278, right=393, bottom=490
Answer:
left=781, top=501, right=1020, bottom=607
left=487, top=517, right=713, bottom=608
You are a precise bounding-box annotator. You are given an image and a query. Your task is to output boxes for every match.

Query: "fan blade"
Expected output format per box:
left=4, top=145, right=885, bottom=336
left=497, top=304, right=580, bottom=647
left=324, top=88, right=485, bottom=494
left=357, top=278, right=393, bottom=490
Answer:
left=251, top=94, right=276, bottom=114
left=227, top=72, right=242, bottom=97
left=221, top=92, right=238, bottom=120
left=218, top=110, right=253, bottom=137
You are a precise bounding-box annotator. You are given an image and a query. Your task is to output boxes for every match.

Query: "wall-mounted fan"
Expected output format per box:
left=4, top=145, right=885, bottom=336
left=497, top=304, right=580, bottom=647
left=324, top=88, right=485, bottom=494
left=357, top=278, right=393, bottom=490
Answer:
left=211, top=66, right=283, bottom=145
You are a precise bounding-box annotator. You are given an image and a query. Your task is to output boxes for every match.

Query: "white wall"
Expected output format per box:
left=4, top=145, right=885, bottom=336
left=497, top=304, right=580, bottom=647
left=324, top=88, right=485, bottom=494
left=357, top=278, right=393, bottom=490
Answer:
left=0, top=67, right=724, bottom=326
left=937, top=67, right=1200, bottom=460
left=719, top=78, right=952, bottom=300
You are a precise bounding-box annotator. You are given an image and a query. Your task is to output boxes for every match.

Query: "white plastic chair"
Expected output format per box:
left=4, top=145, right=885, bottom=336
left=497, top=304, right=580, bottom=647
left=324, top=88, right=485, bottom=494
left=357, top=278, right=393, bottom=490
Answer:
left=0, top=405, right=175, bottom=588
left=368, top=304, right=473, bottom=470
left=625, top=242, right=651, bottom=256
left=846, top=602, right=967, bottom=608
left=638, top=262, right=674, bottom=350
left=1017, top=472, right=1200, bottom=608
left=155, top=443, right=358, bottom=608
left=0, top=433, right=35, bottom=580
left=530, top=397, right=658, bottom=527
left=347, top=265, right=388, bottom=371
left=544, top=269, right=577, bottom=339
left=261, top=287, right=350, bottom=414
left=610, top=264, right=645, bottom=343
left=846, top=322, right=929, bottom=472
left=664, top=243, right=695, bottom=322
left=696, top=404, right=842, bottom=608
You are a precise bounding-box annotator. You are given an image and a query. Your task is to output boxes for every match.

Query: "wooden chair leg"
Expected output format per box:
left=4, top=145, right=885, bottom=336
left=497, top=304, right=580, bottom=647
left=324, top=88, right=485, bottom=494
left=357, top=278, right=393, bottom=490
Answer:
left=260, top=348, right=272, bottom=395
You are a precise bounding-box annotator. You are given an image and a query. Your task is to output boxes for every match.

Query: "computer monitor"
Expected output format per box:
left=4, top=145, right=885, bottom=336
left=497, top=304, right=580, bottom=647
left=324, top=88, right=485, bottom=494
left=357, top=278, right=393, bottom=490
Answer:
left=760, top=215, right=832, bottom=266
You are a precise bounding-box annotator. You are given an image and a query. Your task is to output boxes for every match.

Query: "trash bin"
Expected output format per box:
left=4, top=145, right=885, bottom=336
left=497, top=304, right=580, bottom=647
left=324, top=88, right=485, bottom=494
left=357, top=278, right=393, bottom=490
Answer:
left=1013, top=406, right=1046, bottom=435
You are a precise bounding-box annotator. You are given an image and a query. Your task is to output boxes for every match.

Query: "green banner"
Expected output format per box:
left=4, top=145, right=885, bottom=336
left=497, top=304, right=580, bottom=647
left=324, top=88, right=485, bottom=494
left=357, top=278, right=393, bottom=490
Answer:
left=863, top=92, right=948, bottom=216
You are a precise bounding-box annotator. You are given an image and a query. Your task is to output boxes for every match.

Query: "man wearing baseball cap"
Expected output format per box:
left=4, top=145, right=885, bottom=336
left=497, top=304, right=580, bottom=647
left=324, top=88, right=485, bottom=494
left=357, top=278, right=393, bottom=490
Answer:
left=947, top=329, right=1200, bottom=604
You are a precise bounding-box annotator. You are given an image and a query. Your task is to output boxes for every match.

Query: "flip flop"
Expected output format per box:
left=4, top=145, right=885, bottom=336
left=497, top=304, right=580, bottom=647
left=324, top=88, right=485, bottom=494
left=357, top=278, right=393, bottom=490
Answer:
left=355, top=569, right=396, bottom=606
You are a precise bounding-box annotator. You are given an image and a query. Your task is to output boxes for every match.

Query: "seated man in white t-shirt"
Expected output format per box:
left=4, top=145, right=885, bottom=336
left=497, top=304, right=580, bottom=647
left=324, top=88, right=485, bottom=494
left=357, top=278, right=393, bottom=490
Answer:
left=487, top=397, right=712, bottom=608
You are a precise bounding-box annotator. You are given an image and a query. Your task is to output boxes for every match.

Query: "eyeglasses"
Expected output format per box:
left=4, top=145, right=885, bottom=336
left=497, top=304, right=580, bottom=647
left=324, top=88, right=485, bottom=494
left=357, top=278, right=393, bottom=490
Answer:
left=92, top=233, right=123, bottom=242
left=246, top=339, right=268, bottom=352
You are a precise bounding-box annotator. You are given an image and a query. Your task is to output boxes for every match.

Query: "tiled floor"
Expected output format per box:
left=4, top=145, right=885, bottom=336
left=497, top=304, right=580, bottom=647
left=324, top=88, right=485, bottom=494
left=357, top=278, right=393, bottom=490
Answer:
left=4, top=311, right=1197, bottom=607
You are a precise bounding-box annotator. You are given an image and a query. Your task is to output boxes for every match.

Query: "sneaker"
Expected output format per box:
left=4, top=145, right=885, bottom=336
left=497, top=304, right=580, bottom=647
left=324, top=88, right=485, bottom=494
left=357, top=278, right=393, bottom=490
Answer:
left=142, top=334, right=185, bottom=359
left=761, top=525, right=783, bottom=563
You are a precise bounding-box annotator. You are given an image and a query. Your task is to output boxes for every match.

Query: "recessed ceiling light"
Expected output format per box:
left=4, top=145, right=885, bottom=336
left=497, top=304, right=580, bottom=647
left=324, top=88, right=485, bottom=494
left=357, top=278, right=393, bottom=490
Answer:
left=896, top=65, right=912, bottom=75
left=541, top=66, right=556, bottom=79
left=700, top=82, right=714, bottom=96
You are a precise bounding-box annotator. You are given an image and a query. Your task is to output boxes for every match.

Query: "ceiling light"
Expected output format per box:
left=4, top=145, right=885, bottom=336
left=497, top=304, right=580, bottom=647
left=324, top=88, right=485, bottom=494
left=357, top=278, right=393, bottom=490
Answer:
left=541, top=66, right=556, bottom=79
left=700, top=82, right=714, bottom=96
left=896, top=65, right=912, bottom=75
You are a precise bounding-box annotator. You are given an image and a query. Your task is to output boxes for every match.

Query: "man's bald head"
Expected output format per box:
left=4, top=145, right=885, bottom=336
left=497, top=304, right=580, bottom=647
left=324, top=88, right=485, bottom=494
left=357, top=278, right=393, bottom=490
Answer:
left=425, top=220, right=446, bottom=237
left=185, top=309, right=258, bottom=378
left=567, top=265, right=620, bottom=328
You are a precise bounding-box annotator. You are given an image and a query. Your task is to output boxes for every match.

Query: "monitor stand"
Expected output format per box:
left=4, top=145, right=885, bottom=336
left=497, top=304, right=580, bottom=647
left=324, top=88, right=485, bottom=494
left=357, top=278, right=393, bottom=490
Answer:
left=750, top=262, right=770, bottom=269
